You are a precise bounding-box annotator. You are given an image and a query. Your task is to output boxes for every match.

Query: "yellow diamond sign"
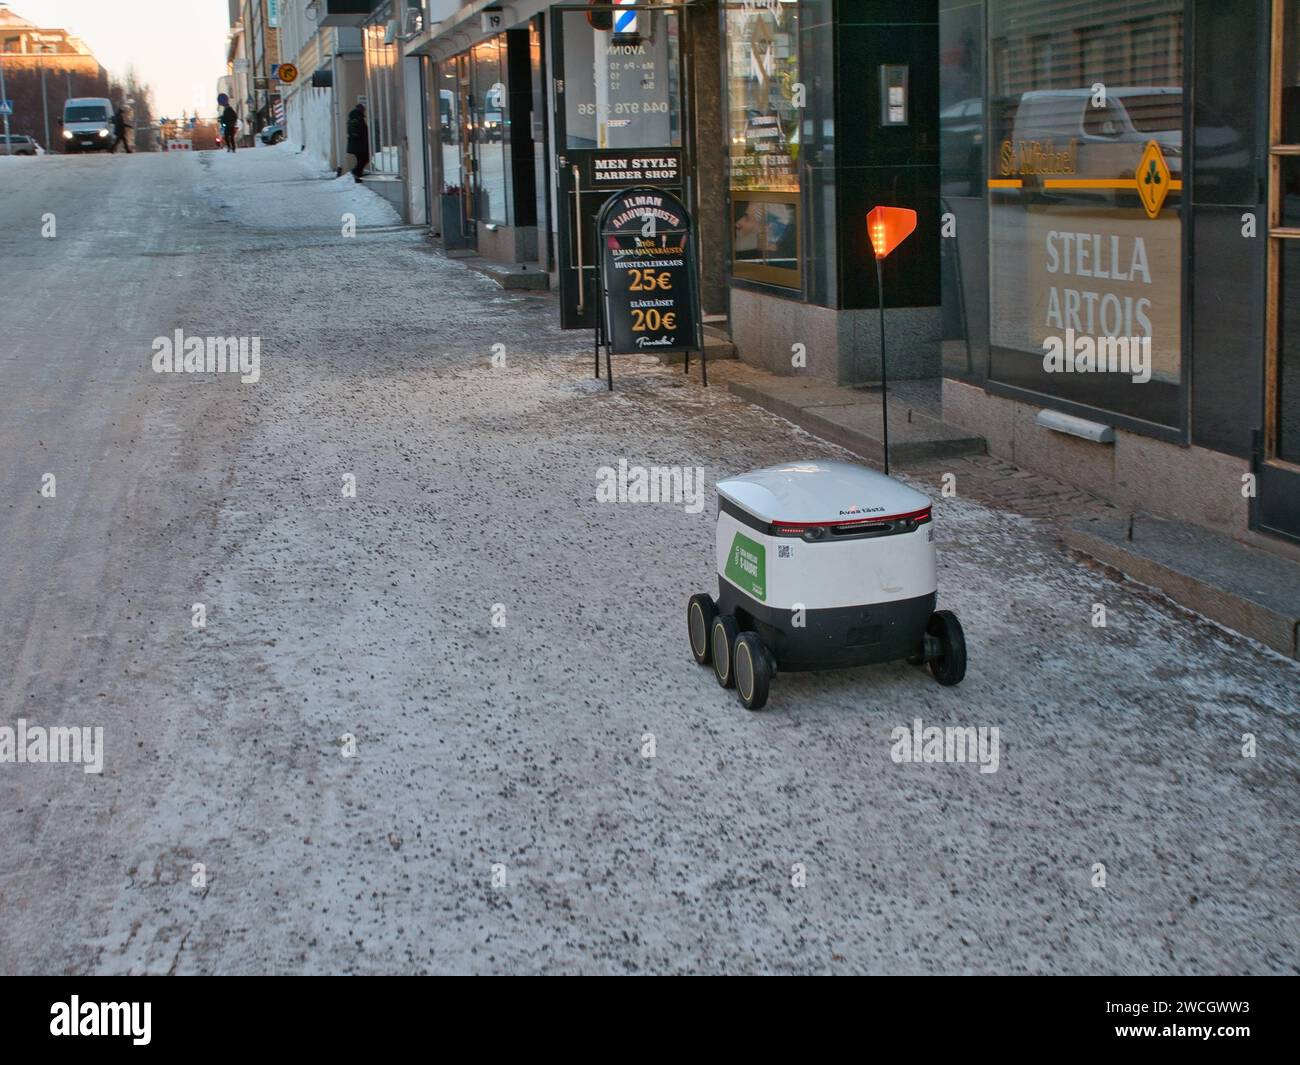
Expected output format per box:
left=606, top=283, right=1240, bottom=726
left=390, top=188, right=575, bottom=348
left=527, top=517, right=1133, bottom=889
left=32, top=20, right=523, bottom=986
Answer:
left=1136, top=140, right=1171, bottom=219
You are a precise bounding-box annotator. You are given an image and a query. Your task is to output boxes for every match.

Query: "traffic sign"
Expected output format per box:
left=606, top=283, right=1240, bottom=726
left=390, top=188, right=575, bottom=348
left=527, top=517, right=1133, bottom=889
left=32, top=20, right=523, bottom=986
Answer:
left=277, top=63, right=298, bottom=85
left=0, top=100, right=12, bottom=116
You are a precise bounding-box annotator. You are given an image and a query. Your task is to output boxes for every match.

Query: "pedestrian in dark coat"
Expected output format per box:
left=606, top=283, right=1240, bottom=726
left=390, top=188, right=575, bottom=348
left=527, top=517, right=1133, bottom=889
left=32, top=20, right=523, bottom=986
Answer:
left=347, top=103, right=370, bottom=183
left=220, top=103, right=238, bottom=152
left=112, top=109, right=132, bottom=153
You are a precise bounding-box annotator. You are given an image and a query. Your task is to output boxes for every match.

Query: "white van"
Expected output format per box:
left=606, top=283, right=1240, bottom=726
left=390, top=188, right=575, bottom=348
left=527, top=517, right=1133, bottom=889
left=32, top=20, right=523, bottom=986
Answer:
left=1007, top=87, right=1182, bottom=181
left=61, top=97, right=116, bottom=153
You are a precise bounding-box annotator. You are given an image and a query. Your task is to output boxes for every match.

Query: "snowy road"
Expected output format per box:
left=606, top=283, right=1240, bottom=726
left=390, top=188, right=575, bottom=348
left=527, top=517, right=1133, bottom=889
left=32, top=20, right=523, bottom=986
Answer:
left=0, top=147, right=1296, bottom=975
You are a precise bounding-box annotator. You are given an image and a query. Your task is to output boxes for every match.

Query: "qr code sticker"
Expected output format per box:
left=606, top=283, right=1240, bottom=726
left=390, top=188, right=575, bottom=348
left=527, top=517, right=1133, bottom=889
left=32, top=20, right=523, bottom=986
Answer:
left=778, top=545, right=793, bottom=559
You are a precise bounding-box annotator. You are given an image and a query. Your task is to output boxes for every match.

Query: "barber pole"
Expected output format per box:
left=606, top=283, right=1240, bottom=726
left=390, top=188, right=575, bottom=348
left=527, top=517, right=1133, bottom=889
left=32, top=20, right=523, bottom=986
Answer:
left=614, top=0, right=637, bottom=35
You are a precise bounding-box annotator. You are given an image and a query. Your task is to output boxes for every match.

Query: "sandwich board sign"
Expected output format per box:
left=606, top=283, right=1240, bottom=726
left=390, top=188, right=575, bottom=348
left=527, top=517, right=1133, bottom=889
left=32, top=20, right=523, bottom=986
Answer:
left=595, top=185, right=704, bottom=388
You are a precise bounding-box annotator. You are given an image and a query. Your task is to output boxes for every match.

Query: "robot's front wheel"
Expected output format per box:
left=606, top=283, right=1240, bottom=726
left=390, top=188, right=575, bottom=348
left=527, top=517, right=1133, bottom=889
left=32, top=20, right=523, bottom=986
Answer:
left=733, top=633, right=772, bottom=710
left=926, top=610, right=967, bottom=686
left=687, top=593, right=717, bottom=665
left=711, top=615, right=739, bottom=688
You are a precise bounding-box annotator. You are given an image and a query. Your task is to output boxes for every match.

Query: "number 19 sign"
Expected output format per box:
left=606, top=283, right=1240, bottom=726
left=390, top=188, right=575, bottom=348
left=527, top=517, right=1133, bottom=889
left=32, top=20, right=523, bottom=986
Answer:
left=597, top=186, right=702, bottom=362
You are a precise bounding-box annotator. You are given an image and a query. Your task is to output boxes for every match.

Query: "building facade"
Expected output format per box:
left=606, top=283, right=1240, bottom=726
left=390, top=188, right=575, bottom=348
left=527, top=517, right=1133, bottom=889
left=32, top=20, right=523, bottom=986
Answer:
left=275, top=0, right=367, bottom=176
left=402, top=0, right=730, bottom=317
left=224, top=1, right=252, bottom=142
left=938, top=0, right=1300, bottom=551
left=267, top=1, right=418, bottom=221
left=231, top=0, right=283, bottom=138
left=301, top=1, right=1299, bottom=554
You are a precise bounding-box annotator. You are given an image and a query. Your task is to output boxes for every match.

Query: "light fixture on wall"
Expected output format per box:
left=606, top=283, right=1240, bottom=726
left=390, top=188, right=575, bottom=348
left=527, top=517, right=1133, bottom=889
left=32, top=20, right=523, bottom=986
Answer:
left=403, top=4, right=424, bottom=37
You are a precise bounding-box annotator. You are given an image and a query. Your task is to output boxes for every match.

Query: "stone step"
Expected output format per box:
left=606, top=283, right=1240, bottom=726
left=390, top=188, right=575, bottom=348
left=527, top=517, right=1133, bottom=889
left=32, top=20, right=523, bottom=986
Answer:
left=655, top=326, right=737, bottom=365
left=460, top=258, right=549, bottom=290
left=724, top=368, right=986, bottom=464
left=1067, top=512, right=1300, bottom=658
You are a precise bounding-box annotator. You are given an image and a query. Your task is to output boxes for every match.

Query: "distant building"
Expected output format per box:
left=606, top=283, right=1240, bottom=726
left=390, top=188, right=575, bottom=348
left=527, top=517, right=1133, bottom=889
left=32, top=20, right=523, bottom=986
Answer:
left=243, top=1, right=281, bottom=134
left=0, top=6, right=105, bottom=78
left=224, top=15, right=252, bottom=145
left=0, top=5, right=110, bottom=144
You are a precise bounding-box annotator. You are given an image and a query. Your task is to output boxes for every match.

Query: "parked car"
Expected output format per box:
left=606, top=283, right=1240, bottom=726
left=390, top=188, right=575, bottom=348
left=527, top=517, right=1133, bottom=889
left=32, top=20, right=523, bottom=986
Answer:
left=0, top=133, right=44, bottom=156
left=259, top=123, right=286, bottom=145
left=61, top=97, right=117, bottom=152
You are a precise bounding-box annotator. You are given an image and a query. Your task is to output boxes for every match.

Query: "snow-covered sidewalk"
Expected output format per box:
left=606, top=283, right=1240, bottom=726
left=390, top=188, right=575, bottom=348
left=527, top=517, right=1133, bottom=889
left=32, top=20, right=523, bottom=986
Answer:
left=2, top=146, right=1296, bottom=976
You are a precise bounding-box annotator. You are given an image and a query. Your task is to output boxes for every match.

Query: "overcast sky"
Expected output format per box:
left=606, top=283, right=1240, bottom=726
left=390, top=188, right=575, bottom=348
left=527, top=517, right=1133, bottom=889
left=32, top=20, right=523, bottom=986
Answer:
left=3, top=0, right=230, bottom=118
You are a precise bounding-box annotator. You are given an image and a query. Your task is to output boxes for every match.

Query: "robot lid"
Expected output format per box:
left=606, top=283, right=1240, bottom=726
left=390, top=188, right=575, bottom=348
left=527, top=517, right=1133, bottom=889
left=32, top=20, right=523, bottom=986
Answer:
left=716, top=460, right=931, bottom=525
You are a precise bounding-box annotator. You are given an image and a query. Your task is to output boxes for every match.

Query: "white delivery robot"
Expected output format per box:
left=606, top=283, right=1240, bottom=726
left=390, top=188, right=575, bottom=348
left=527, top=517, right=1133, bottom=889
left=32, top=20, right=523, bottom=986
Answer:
left=688, top=460, right=966, bottom=710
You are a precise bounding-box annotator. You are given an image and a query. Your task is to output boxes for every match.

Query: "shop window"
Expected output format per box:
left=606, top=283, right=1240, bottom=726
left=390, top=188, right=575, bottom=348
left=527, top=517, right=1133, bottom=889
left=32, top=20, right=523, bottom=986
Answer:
left=987, top=1, right=1185, bottom=429
left=559, top=8, right=682, bottom=151
left=725, top=0, right=800, bottom=289
left=363, top=6, right=401, bottom=174
left=437, top=68, right=462, bottom=194
left=471, top=37, right=510, bottom=224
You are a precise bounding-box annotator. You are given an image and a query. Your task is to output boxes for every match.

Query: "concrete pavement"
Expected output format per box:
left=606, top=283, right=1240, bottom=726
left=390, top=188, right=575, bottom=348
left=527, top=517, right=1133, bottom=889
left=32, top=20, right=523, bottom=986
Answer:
left=0, top=146, right=1296, bottom=975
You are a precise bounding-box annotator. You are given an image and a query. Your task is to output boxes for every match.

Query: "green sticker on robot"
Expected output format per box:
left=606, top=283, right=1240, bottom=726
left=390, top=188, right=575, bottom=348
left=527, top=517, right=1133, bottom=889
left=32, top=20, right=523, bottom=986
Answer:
left=725, top=532, right=766, bottom=601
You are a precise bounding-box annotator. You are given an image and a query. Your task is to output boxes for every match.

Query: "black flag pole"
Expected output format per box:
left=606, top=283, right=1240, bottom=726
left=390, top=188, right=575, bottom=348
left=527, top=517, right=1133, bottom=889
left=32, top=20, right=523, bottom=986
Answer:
left=876, top=254, right=890, bottom=477
left=865, top=205, right=917, bottom=479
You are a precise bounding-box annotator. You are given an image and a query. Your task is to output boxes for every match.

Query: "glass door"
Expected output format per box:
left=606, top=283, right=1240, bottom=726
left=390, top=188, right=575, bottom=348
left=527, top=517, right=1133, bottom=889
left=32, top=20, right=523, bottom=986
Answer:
left=434, top=61, right=472, bottom=250
left=468, top=36, right=510, bottom=227
left=550, top=4, right=688, bottom=329
left=456, top=53, right=478, bottom=249
left=1261, top=0, right=1300, bottom=541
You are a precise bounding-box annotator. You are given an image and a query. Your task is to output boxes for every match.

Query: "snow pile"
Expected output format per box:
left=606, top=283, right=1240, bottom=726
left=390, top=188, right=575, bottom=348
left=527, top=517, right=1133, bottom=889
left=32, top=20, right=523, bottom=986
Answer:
left=321, top=167, right=403, bottom=228
left=197, top=139, right=401, bottom=229
left=283, top=86, right=336, bottom=173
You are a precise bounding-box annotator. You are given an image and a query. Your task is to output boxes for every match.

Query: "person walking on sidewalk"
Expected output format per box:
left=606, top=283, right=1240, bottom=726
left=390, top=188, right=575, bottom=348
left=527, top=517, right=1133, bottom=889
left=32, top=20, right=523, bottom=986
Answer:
left=347, top=103, right=370, bottom=183
left=112, top=109, right=132, bottom=153
left=220, top=102, right=238, bottom=153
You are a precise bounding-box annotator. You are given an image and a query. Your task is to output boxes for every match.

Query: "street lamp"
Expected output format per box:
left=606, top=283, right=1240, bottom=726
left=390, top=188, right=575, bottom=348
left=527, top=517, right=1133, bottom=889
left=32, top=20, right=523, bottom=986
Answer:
left=38, top=43, right=51, bottom=151
left=0, top=36, right=11, bottom=156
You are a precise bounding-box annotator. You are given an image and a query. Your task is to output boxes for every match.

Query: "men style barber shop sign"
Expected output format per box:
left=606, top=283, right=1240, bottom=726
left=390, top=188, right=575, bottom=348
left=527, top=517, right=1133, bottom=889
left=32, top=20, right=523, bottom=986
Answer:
left=597, top=185, right=701, bottom=356
left=591, top=151, right=681, bottom=185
